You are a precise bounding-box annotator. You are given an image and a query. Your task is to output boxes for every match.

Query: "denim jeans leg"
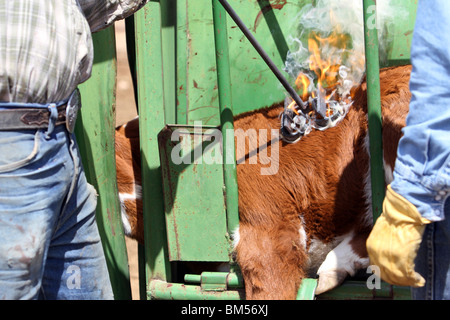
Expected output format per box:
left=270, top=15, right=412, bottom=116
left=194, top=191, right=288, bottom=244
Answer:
left=39, top=133, right=114, bottom=300
left=433, top=198, right=450, bottom=300
left=0, top=127, right=113, bottom=299
left=412, top=198, right=450, bottom=300
left=0, top=128, right=72, bottom=299
left=412, top=223, right=434, bottom=300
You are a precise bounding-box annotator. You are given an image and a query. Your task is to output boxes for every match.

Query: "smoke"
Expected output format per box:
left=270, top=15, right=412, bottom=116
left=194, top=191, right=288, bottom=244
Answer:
left=284, top=0, right=408, bottom=95
left=279, top=0, right=408, bottom=141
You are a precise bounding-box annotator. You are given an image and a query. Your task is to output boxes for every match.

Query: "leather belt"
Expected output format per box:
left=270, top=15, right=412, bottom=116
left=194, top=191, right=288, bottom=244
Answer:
left=0, top=105, right=67, bottom=131
left=0, top=89, right=81, bottom=133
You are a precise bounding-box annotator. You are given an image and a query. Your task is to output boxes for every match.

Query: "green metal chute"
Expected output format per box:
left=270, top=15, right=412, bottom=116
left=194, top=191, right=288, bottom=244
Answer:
left=74, top=0, right=418, bottom=300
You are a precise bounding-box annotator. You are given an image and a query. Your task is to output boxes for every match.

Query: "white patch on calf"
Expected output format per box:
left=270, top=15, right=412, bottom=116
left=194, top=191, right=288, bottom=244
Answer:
left=120, top=205, right=132, bottom=236
left=383, top=160, right=394, bottom=185
left=315, top=231, right=369, bottom=294
left=119, top=184, right=142, bottom=237
left=231, top=226, right=240, bottom=249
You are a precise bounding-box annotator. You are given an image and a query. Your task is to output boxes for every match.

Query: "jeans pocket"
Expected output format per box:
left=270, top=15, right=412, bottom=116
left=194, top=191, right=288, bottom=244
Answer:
left=0, top=130, right=40, bottom=173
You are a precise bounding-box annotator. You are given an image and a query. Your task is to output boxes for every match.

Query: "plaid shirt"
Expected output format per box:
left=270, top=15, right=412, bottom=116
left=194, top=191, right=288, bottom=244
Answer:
left=0, top=0, right=147, bottom=104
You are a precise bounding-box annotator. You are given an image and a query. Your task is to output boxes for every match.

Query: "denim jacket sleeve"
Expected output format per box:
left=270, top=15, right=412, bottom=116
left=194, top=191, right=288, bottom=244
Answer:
left=77, top=0, right=149, bottom=33
left=390, top=0, right=450, bottom=222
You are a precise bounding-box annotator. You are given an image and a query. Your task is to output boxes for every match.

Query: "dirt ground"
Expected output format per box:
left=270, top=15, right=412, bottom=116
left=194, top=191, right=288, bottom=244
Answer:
left=114, top=20, right=140, bottom=300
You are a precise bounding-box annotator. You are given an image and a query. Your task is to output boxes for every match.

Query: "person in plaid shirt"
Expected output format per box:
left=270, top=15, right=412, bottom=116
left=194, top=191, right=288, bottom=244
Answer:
left=0, top=0, right=148, bottom=299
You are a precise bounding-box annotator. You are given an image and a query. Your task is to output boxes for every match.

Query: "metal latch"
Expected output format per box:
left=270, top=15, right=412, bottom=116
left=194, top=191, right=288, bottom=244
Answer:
left=184, top=272, right=243, bottom=291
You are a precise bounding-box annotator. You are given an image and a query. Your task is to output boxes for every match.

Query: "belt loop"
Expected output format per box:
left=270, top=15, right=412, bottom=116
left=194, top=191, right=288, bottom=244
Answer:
left=45, top=103, right=58, bottom=139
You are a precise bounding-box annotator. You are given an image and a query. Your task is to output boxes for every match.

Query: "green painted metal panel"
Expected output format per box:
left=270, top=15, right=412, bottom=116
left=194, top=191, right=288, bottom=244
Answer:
left=317, top=281, right=411, bottom=300
left=149, top=280, right=243, bottom=300
left=212, top=0, right=240, bottom=238
left=134, top=1, right=172, bottom=286
left=364, top=0, right=385, bottom=222
left=172, top=0, right=309, bottom=124
left=161, top=0, right=177, bottom=124
left=184, top=272, right=244, bottom=289
left=175, top=0, right=223, bottom=125
left=296, top=278, right=318, bottom=300
left=383, top=0, right=417, bottom=67
left=225, top=0, right=307, bottom=116
left=75, top=27, right=132, bottom=300
left=158, top=125, right=231, bottom=262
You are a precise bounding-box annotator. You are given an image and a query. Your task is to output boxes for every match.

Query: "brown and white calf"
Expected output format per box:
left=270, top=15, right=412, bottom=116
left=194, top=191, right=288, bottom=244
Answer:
left=115, top=65, right=412, bottom=299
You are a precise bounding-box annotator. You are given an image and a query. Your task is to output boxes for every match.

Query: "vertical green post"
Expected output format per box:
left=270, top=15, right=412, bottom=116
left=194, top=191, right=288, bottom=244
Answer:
left=75, top=27, right=132, bottom=300
left=134, top=2, right=172, bottom=297
left=211, top=0, right=240, bottom=237
left=363, top=0, right=385, bottom=221
left=160, top=0, right=177, bottom=125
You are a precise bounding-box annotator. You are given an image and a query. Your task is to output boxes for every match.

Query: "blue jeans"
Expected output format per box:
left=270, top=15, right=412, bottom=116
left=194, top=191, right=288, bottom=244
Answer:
left=0, top=126, right=113, bottom=299
left=412, top=197, right=450, bottom=300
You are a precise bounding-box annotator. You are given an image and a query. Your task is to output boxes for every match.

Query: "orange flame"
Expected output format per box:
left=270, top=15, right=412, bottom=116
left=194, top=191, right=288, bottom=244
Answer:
left=295, top=73, right=311, bottom=100
left=308, top=31, right=349, bottom=91
left=287, top=99, right=299, bottom=115
left=293, top=30, right=352, bottom=117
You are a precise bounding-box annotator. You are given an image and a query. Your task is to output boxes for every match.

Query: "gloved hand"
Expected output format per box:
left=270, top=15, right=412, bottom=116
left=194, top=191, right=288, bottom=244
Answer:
left=366, top=185, right=431, bottom=287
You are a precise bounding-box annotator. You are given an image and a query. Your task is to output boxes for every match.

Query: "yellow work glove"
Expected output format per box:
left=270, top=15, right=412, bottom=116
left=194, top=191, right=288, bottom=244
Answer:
left=366, top=185, right=431, bottom=287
